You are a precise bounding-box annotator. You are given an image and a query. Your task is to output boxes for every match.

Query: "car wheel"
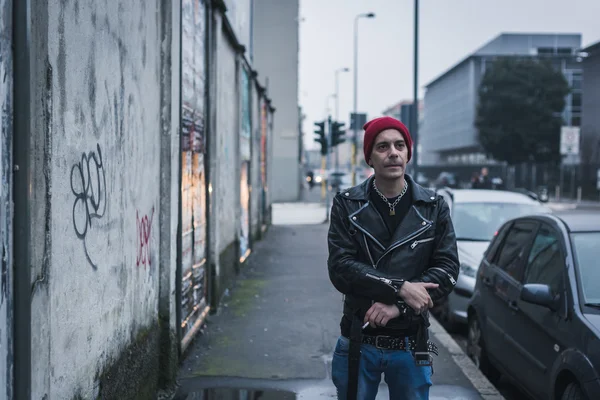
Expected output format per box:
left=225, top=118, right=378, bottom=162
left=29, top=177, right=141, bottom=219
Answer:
left=561, top=382, right=585, bottom=400
left=467, top=314, right=500, bottom=383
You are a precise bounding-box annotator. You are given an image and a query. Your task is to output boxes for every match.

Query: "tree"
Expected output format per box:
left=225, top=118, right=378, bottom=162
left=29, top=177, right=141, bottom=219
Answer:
left=475, top=57, right=570, bottom=165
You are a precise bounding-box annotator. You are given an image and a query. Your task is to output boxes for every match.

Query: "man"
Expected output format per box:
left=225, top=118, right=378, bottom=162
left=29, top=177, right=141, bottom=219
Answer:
left=327, top=116, right=459, bottom=400
left=473, top=167, right=492, bottom=189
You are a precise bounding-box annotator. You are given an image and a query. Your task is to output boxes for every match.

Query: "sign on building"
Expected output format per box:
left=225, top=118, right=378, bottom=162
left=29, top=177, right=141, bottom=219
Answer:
left=560, top=126, right=580, bottom=156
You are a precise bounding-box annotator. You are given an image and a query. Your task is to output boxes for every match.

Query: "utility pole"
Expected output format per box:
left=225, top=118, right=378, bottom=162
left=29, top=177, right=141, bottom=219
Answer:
left=351, top=12, right=375, bottom=186
left=325, top=115, right=333, bottom=221
left=412, top=0, right=420, bottom=177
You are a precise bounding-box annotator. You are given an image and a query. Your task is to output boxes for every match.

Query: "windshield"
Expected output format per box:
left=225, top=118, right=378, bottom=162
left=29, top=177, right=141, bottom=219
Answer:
left=452, top=202, right=549, bottom=241
left=571, top=232, right=600, bottom=304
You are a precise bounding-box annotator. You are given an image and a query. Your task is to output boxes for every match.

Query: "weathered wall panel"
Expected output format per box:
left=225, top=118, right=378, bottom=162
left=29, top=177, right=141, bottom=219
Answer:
left=250, top=84, right=261, bottom=238
left=216, top=21, right=238, bottom=256
left=31, top=1, right=162, bottom=398
left=0, top=0, right=13, bottom=398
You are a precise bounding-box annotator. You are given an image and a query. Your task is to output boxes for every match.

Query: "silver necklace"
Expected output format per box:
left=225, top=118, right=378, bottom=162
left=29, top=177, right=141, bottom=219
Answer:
left=373, top=179, right=408, bottom=216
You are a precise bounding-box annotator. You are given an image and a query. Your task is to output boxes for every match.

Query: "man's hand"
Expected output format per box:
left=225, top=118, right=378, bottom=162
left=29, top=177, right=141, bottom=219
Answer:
left=398, top=281, right=439, bottom=314
left=364, top=302, right=401, bottom=328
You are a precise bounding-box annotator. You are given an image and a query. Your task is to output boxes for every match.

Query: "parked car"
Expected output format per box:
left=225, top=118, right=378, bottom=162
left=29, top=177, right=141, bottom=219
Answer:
left=467, top=211, right=600, bottom=400
left=434, top=188, right=551, bottom=330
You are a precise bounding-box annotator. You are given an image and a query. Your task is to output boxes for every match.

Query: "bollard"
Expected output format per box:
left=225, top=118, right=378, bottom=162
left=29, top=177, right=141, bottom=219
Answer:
left=577, top=187, right=582, bottom=203
left=555, top=185, right=560, bottom=202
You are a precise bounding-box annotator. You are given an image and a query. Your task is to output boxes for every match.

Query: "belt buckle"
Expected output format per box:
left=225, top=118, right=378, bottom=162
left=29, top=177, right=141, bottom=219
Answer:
left=375, top=336, right=387, bottom=349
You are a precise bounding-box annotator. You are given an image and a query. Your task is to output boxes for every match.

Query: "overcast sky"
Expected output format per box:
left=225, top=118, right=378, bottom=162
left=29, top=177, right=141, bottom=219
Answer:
left=298, top=0, right=600, bottom=151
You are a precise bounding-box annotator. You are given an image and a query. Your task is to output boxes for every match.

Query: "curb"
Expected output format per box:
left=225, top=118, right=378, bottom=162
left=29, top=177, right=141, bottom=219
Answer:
left=429, top=317, right=505, bottom=400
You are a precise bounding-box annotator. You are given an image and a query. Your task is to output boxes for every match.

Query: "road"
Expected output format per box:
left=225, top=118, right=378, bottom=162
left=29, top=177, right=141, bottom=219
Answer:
left=447, top=325, right=533, bottom=400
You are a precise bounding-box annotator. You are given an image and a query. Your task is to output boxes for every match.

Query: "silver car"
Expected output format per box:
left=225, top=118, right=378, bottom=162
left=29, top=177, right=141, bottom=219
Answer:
left=434, top=188, right=551, bottom=331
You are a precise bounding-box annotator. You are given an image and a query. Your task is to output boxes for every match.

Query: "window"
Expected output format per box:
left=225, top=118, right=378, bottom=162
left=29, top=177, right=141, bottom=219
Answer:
left=572, top=93, right=582, bottom=109
left=453, top=203, right=549, bottom=242
left=524, top=224, right=564, bottom=293
left=493, top=221, right=538, bottom=281
left=485, top=222, right=512, bottom=263
left=571, top=232, right=600, bottom=303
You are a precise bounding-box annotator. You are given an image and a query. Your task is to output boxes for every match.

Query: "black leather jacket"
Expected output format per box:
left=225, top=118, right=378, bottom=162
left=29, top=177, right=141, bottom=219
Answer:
left=327, top=174, right=459, bottom=331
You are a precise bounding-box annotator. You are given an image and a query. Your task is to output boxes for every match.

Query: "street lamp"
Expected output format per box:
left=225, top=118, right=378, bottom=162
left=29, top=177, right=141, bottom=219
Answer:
left=324, top=93, right=335, bottom=117
left=412, top=0, right=420, bottom=177
left=351, top=12, right=376, bottom=186
left=334, top=67, right=350, bottom=170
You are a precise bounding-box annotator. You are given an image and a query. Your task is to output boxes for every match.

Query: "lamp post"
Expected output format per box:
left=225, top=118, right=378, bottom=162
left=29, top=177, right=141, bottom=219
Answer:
left=351, top=12, right=376, bottom=186
left=412, top=0, right=420, bottom=177
left=334, top=67, right=349, bottom=170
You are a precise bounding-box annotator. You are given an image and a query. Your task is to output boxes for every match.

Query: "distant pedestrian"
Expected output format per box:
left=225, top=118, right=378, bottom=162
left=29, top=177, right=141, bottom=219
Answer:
left=327, top=116, right=460, bottom=400
left=475, top=167, right=492, bottom=189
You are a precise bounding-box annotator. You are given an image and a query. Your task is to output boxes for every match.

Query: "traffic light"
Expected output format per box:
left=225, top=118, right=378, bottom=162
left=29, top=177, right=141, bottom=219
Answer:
left=331, top=120, right=346, bottom=147
left=314, top=121, right=327, bottom=155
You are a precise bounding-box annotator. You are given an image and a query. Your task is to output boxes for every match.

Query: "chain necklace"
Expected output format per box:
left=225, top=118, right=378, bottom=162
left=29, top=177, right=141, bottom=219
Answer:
left=373, top=179, right=408, bottom=216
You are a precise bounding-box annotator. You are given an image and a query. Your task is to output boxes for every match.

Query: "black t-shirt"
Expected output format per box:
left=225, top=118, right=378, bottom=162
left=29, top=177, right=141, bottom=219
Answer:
left=370, top=181, right=412, bottom=245
left=340, top=180, right=416, bottom=338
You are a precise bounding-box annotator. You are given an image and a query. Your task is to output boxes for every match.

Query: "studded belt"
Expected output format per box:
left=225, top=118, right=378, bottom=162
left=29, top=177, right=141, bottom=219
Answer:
left=361, top=335, right=439, bottom=356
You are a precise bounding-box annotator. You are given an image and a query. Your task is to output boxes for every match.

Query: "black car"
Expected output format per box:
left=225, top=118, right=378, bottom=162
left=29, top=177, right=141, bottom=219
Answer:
left=467, top=211, right=600, bottom=400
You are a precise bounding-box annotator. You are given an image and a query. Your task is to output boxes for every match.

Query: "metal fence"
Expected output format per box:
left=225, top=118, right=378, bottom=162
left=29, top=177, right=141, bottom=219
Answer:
left=419, top=162, right=600, bottom=201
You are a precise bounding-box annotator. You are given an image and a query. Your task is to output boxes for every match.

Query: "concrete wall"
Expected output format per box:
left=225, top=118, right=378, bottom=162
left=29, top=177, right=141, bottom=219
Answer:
left=250, top=83, right=261, bottom=239
left=0, top=0, right=13, bottom=398
left=4, top=0, right=279, bottom=397
left=214, top=12, right=240, bottom=293
left=252, top=0, right=300, bottom=202
left=28, top=1, right=177, bottom=398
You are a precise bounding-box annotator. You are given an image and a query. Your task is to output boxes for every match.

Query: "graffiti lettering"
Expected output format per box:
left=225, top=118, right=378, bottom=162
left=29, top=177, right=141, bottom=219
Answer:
left=70, top=143, right=106, bottom=269
left=136, top=207, right=154, bottom=268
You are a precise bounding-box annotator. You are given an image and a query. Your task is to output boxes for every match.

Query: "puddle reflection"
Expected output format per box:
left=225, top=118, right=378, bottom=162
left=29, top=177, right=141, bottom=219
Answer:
left=183, top=388, right=296, bottom=400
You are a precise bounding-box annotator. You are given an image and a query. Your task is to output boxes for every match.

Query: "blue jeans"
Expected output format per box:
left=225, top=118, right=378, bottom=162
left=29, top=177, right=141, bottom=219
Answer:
left=331, top=335, right=433, bottom=400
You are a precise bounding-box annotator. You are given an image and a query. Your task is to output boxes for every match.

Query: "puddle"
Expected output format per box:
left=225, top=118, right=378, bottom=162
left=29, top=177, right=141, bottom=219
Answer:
left=178, top=388, right=296, bottom=400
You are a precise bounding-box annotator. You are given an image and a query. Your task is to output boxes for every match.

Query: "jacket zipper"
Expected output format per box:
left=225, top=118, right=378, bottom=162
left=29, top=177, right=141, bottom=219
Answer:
left=363, top=234, right=376, bottom=268
left=365, top=273, right=398, bottom=291
left=429, top=266, right=457, bottom=285
left=410, top=237, right=435, bottom=249
left=375, top=224, right=431, bottom=268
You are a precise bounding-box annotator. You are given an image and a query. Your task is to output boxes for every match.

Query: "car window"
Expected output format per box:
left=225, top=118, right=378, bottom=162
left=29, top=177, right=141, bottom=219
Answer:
left=571, top=232, right=600, bottom=304
left=452, top=202, right=547, bottom=241
left=524, top=224, right=564, bottom=293
left=493, top=221, right=538, bottom=281
left=485, top=222, right=512, bottom=263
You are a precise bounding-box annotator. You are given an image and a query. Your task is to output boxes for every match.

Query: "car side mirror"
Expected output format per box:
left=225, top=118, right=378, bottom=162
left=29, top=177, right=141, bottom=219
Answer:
left=521, top=284, right=560, bottom=311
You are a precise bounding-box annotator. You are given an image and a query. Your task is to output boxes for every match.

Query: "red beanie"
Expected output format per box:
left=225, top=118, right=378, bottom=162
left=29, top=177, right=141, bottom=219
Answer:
left=363, top=116, right=413, bottom=164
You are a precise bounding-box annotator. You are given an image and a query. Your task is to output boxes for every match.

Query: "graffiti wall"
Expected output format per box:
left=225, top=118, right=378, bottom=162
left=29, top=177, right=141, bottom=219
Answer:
left=0, top=0, right=13, bottom=397
left=180, top=0, right=209, bottom=348
left=30, top=1, right=162, bottom=398
left=239, top=67, right=251, bottom=261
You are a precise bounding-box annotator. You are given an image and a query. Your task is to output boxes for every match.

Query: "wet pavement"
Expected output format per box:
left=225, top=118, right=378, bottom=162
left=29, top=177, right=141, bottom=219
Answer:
left=174, top=202, right=503, bottom=399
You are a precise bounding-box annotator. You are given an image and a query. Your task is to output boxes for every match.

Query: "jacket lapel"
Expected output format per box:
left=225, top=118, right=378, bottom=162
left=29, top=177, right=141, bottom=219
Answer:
left=349, top=203, right=389, bottom=250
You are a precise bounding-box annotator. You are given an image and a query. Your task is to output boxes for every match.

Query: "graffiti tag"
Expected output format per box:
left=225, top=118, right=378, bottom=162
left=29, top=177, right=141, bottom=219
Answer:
left=70, top=143, right=106, bottom=269
left=136, top=207, right=154, bottom=268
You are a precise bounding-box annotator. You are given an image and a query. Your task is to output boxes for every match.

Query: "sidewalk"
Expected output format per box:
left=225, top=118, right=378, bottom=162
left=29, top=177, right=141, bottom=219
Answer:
left=174, top=203, right=504, bottom=399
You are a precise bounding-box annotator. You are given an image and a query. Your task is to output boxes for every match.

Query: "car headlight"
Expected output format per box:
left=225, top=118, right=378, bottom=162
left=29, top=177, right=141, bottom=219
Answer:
left=460, top=263, right=477, bottom=278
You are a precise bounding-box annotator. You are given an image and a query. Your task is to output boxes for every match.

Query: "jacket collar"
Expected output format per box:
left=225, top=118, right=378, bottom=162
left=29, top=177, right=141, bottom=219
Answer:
left=342, top=173, right=436, bottom=204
